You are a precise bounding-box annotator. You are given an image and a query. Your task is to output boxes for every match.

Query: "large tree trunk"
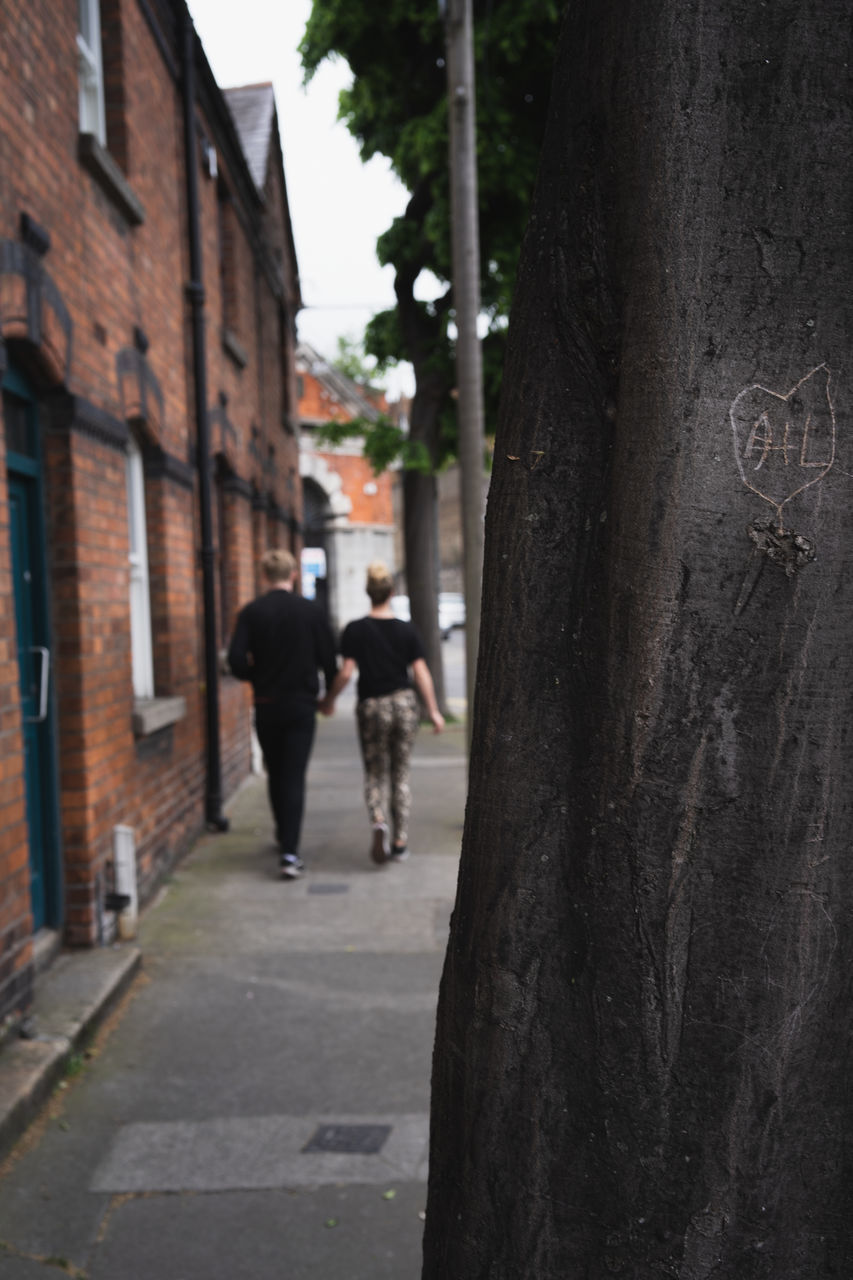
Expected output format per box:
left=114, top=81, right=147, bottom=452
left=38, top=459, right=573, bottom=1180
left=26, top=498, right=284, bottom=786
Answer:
left=396, top=244, right=450, bottom=715
left=403, top=380, right=447, bottom=716
left=404, top=465, right=445, bottom=713
left=424, top=2, right=853, bottom=1276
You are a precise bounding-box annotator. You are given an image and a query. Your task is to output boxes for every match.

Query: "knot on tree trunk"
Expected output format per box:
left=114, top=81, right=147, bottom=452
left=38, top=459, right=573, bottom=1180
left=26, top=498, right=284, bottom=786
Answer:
left=747, top=519, right=816, bottom=578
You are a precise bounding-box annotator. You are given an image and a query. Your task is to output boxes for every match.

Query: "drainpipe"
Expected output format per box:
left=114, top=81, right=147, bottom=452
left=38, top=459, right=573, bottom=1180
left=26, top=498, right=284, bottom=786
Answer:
left=182, top=12, right=228, bottom=831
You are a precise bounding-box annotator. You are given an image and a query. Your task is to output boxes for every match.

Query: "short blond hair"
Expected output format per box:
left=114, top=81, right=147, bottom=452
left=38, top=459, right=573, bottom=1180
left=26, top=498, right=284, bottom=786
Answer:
left=261, top=548, right=297, bottom=583
left=366, top=560, right=394, bottom=605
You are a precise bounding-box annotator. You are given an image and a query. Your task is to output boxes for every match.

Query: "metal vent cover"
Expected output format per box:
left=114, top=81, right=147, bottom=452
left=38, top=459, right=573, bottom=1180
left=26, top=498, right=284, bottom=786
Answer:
left=302, top=1123, right=392, bottom=1155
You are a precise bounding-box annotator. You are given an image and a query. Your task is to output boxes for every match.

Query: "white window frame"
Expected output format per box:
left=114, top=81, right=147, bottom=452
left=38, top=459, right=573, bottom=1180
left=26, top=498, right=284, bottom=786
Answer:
left=126, top=436, right=155, bottom=700
left=77, top=0, right=106, bottom=145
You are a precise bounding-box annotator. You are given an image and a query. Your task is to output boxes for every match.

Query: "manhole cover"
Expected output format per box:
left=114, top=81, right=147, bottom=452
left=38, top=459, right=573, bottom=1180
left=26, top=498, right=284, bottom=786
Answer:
left=307, top=883, right=350, bottom=895
left=302, top=1123, right=392, bottom=1154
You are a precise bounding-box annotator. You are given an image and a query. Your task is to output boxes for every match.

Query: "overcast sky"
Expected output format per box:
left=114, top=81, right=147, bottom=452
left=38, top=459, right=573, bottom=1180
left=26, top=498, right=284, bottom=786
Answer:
left=185, top=0, right=415, bottom=395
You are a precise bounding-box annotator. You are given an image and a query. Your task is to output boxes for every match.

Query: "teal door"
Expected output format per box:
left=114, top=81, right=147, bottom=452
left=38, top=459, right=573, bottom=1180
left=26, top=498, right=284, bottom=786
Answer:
left=4, top=370, right=60, bottom=931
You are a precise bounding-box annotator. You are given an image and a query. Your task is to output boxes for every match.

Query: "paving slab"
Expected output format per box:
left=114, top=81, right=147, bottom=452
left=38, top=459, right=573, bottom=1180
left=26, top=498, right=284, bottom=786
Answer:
left=91, top=1112, right=428, bottom=1192
left=90, top=1183, right=427, bottom=1280
left=0, top=682, right=467, bottom=1279
left=0, top=1256, right=75, bottom=1279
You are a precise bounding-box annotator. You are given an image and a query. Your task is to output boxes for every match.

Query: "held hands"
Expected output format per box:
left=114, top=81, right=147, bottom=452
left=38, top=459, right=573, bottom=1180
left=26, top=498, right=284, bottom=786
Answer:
left=317, top=694, right=336, bottom=717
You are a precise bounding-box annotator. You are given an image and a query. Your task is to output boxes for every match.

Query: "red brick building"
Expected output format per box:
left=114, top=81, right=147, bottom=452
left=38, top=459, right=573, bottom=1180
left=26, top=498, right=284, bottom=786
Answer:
left=0, top=1, right=301, bottom=1027
left=297, top=342, right=397, bottom=630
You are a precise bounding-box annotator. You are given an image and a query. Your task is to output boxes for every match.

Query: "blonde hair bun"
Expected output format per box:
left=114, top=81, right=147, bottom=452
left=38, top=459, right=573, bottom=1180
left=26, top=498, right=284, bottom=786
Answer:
left=366, top=560, right=392, bottom=587
left=365, top=561, right=394, bottom=605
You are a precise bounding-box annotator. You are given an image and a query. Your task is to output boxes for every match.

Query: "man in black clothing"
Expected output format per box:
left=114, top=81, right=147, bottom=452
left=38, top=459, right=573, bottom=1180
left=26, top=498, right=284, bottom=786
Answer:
left=227, top=549, right=337, bottom=879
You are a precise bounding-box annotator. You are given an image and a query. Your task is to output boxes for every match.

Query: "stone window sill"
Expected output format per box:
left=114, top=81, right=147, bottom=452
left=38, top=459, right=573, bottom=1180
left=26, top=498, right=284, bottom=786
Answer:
left=132, top=695, right=186, bottom=738
left=78, top=133, right=145, bottom=227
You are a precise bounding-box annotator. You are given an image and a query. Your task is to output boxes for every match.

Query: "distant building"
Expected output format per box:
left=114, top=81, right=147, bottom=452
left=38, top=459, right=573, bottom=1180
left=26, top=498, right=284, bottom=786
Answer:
left=297, top=342, right=396, bottom=630
left=0, top=1, right=300, bottom=1026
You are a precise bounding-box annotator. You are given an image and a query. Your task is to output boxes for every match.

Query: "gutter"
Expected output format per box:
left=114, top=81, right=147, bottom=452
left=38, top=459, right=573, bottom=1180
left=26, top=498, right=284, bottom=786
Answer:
left=181, top=10, right=228, bottom=832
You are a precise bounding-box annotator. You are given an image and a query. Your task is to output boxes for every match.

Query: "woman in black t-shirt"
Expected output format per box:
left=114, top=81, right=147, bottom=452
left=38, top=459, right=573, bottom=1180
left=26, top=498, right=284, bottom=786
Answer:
left=319, top=562, right=444, bottom=864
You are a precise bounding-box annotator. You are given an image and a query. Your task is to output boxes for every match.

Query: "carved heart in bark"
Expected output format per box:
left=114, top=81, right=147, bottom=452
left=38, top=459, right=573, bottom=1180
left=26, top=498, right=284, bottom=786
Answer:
left=729, top=364, right=835, bottom=517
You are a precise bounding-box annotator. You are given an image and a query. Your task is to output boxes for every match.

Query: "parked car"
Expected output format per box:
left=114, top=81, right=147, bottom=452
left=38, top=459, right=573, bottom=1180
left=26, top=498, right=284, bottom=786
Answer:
left=438, top=592, right=466, bottom=637
left=389, top=593, right=466, bottom=640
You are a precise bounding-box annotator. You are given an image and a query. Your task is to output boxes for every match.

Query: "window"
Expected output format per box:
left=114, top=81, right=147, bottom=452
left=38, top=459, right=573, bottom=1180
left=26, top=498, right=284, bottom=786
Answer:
left=126, top=436, right=154, bottom=700
left=76, top=0, right=143, bottom=223
left=77, top=0, right=106, bottom=145
left=217, top=182, right=249, bottom=367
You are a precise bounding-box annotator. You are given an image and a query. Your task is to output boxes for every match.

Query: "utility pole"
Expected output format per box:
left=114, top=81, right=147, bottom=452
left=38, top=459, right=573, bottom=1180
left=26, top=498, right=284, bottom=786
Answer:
left=444, top=0, right=486, bottom=748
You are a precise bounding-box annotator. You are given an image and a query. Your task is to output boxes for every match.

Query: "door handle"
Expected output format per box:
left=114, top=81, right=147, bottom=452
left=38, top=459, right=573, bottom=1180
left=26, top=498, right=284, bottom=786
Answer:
left=26, top=646, right=50, bottom=723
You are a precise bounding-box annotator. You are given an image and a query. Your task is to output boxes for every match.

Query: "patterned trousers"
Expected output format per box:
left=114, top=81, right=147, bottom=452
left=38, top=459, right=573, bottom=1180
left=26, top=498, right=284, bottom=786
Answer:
left=355, top=688, right=420, bottom=846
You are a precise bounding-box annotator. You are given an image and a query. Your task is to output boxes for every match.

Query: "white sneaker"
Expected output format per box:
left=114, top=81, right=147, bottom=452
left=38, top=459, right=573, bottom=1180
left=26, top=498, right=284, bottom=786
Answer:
left=280, top=854, right=305, bottom=879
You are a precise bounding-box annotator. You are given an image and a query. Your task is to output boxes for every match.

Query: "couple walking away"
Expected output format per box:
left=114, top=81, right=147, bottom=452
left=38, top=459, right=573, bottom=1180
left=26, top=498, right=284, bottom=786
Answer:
left=228, top=551, right=444, bottom=879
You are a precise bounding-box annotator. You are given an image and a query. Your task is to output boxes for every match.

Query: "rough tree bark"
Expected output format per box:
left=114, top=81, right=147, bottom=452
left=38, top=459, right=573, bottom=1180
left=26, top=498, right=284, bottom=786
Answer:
left=424, top=1, right=853, bottom=1276
left=403, top=462, right=445, bottom=716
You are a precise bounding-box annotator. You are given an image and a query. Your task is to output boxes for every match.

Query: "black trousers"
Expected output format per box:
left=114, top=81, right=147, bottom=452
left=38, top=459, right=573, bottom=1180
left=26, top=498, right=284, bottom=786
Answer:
left=254, top=703, right=317, bottom=855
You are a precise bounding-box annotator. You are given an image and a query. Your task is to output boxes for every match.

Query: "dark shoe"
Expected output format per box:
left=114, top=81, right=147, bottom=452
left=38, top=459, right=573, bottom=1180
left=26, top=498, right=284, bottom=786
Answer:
left=371, top=823, right=390, bottom=864
left=280, top=854, right=305, bottom=880
left=390, top=845, right=409, bottom=862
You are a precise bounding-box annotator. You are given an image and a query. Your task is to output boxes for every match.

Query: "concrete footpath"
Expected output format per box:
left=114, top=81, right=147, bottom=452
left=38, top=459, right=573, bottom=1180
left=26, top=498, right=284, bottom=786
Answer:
left=0, top=694, right=467, bottom=1279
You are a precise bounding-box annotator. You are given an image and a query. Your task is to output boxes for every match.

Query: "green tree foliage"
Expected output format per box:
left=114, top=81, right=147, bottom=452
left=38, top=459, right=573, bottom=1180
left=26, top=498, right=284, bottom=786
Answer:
left=313, top=337, right=435, bottom=474
left=314, top=413, right=435, bottom=476
left=300, top=0, right=563, bottom=469
left=331, top=334, right=381, bottom=386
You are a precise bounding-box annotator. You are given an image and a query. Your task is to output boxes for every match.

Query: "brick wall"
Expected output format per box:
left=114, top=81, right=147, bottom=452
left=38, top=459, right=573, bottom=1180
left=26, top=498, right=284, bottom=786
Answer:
left=0, top=0, right=301, bottom=1021
left=297, top=368, right=394, bottom=528
left=330, top=451, right=394, bottom=526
